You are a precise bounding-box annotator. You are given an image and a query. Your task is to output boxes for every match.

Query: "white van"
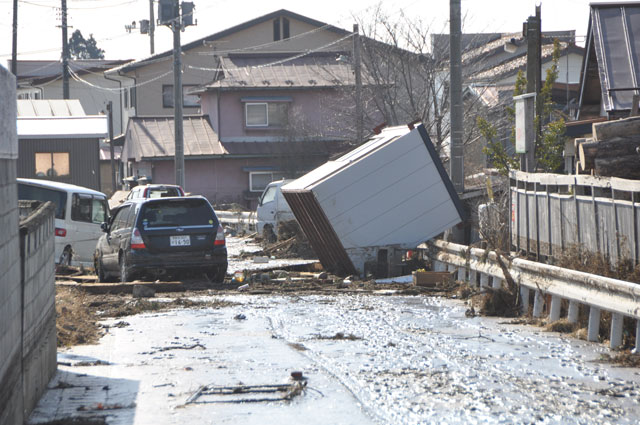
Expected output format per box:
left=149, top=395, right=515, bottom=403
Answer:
left=256, top=179, right=295, bottom=238
left=17, top=178, right=109, bottom=267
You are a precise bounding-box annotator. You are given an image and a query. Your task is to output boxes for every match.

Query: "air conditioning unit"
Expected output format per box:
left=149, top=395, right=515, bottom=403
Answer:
left=158, top=0, right=176, bottom=25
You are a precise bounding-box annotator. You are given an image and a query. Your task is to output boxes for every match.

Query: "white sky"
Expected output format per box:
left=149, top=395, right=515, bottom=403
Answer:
left=0, top=0, right=618, bottom=62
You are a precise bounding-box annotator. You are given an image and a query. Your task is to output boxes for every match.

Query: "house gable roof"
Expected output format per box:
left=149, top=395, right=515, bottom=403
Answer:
left=112, top=9, right=350, bottom=75
left=577, top=2, right=640, bottom=118
left=123, top=115, right=225, bottom=161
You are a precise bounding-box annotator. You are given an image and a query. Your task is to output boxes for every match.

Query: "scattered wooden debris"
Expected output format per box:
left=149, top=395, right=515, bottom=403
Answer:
left=183, top=380, right=307, bottom=405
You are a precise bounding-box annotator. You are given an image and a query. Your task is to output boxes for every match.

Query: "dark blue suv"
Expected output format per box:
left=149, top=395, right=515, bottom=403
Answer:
left=94, top=196, right=227, bottom=283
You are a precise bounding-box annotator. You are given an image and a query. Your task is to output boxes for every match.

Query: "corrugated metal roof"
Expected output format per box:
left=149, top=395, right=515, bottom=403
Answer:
left=123, top=116, right=225, bottom=161
left=206, top=53, right=356, bottom=89
left=17, top=99, right=86, bottom=117
left=589, top=2, right=640, bottom=112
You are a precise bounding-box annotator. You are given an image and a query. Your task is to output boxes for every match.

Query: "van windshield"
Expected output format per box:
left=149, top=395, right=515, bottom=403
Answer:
left=260, top=185, right=277, bottom=205
left=140, top=199, right=216, bottom=228
left=18, top=183, right=67, bottom=219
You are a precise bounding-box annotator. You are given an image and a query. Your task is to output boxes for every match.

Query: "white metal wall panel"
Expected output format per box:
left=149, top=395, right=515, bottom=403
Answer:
left=310, top=128, right=460, bottom=250
left=283, top=124, right=463, bottom=271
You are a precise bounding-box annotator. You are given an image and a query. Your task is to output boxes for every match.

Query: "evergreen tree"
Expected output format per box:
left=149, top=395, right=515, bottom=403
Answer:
left=68, top=30, right=105, bottom=59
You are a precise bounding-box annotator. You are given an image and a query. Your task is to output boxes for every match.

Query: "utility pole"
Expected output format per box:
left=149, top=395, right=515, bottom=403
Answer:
left=449, top=0, right=464, bottom=193
left=107, top=101, right=116, bottom=193
left=522, top=5, right=541, bottom=172
left=61, top=0, right=70, bottom=99
left=172, top=0, right=185, bottom=189
left=149, top=0, right=155, bottom=54
left=353, top=24, right=363, bottom=144
left=11, top=0, right=17, bottom=76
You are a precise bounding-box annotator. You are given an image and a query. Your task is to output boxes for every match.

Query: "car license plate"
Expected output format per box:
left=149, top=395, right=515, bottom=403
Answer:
left=170, top=235, right=190, bottom=246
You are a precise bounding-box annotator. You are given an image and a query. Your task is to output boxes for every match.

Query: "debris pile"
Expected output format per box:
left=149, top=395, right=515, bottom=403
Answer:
left=576, top=116, right=640, bottom=178
left=260, top=220, right=316, bottom=259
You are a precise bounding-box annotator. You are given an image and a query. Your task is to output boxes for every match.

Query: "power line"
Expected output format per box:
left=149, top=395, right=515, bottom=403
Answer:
left=188, top=33, right=354, bottom=72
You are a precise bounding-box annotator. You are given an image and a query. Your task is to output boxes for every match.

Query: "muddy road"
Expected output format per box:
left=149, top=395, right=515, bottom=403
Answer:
left=30, top=237, right=640, bottom=424
left=32, top=294, right=640, bottom=424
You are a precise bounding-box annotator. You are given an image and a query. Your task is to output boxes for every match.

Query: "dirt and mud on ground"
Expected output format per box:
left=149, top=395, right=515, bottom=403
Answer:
left=35, top=236, right=640, bottom=424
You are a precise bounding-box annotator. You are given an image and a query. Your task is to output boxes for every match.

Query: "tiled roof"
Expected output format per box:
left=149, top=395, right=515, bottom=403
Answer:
left=205, top=53, right=356, bottom=89
left=469, top=42, right=577, bottom=83
left=123, top=115, right=225, bottom=161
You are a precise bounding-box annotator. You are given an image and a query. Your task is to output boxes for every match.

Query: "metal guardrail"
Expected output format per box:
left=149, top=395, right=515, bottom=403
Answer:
left=429, top=239, right=640, bottom=350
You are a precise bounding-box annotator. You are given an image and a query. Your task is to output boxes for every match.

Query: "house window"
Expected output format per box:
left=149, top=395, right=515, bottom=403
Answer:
left=283, top=17, right=290, bottom=39
left=273, top=19, right=281, bottom=41
left=245, top=102, right=288, bottom=128
left=35, top=152, right=70, bottom=178
left=162, top=84, right=199, bottom=108
left=249, top=171, right=284, bottom=192
left=130, top=87, right=137, bottom=109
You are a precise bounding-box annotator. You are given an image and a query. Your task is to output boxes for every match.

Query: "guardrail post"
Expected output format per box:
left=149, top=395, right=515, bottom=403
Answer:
left=480, top=273, right=489, bottom=288
left=520, top=286, right=530, bottom=315
left=610, top=313, right=624, bottom=349
left=433, top=261, right=443, bottom=272
left=588, top=307, right=601, bottom=342
left=634, top=321, right=640, bottom=354
left=567, top=300, right=579, bottom=324
left=469, top=269, right=478, bottom=287
left=533, top=291, right=545, bottom=318
left=549, top=295, right=561, bottom=322
left=492, top=277, right=502, bottom=289
left=457, top=267, right=466, bottom=282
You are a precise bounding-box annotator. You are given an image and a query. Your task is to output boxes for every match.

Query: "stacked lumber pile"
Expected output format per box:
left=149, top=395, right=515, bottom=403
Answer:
left=576, top=116, right=640, bottom=179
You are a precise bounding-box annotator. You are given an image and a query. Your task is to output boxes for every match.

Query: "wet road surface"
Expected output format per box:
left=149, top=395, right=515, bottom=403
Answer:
left=29, top=293, right=640, bottom=424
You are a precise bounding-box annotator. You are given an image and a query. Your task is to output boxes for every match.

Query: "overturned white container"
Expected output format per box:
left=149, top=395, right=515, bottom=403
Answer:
left=282, top=124, right=464, bottom=276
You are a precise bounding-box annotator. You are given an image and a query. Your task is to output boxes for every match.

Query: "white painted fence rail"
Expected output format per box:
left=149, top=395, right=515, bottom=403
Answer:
left=429, top=239, right=640, bottom=351
left=216, top=210, right=256, bottom=232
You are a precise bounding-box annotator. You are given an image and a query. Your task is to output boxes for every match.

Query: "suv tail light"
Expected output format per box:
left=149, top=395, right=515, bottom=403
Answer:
left=131, top=227, right=146, bottom=250
left=214, top=224, right=225, bottom=246
left=55, top=228, right=66, bottom=237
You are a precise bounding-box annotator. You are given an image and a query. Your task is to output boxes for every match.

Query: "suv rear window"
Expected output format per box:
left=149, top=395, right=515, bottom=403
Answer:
left=140, top=199, right=216, bottom=228
left=147, top=187, right=182, bottom=198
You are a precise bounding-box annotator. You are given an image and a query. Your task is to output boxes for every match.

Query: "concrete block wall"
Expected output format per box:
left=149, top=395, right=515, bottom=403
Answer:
left=19, top=201, right=57, bottom=417
left=0, top=159, right=24, bottom=425
left=0, top=63, right=24, bottom=425
left=0, top=65, right=57, bottom=424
